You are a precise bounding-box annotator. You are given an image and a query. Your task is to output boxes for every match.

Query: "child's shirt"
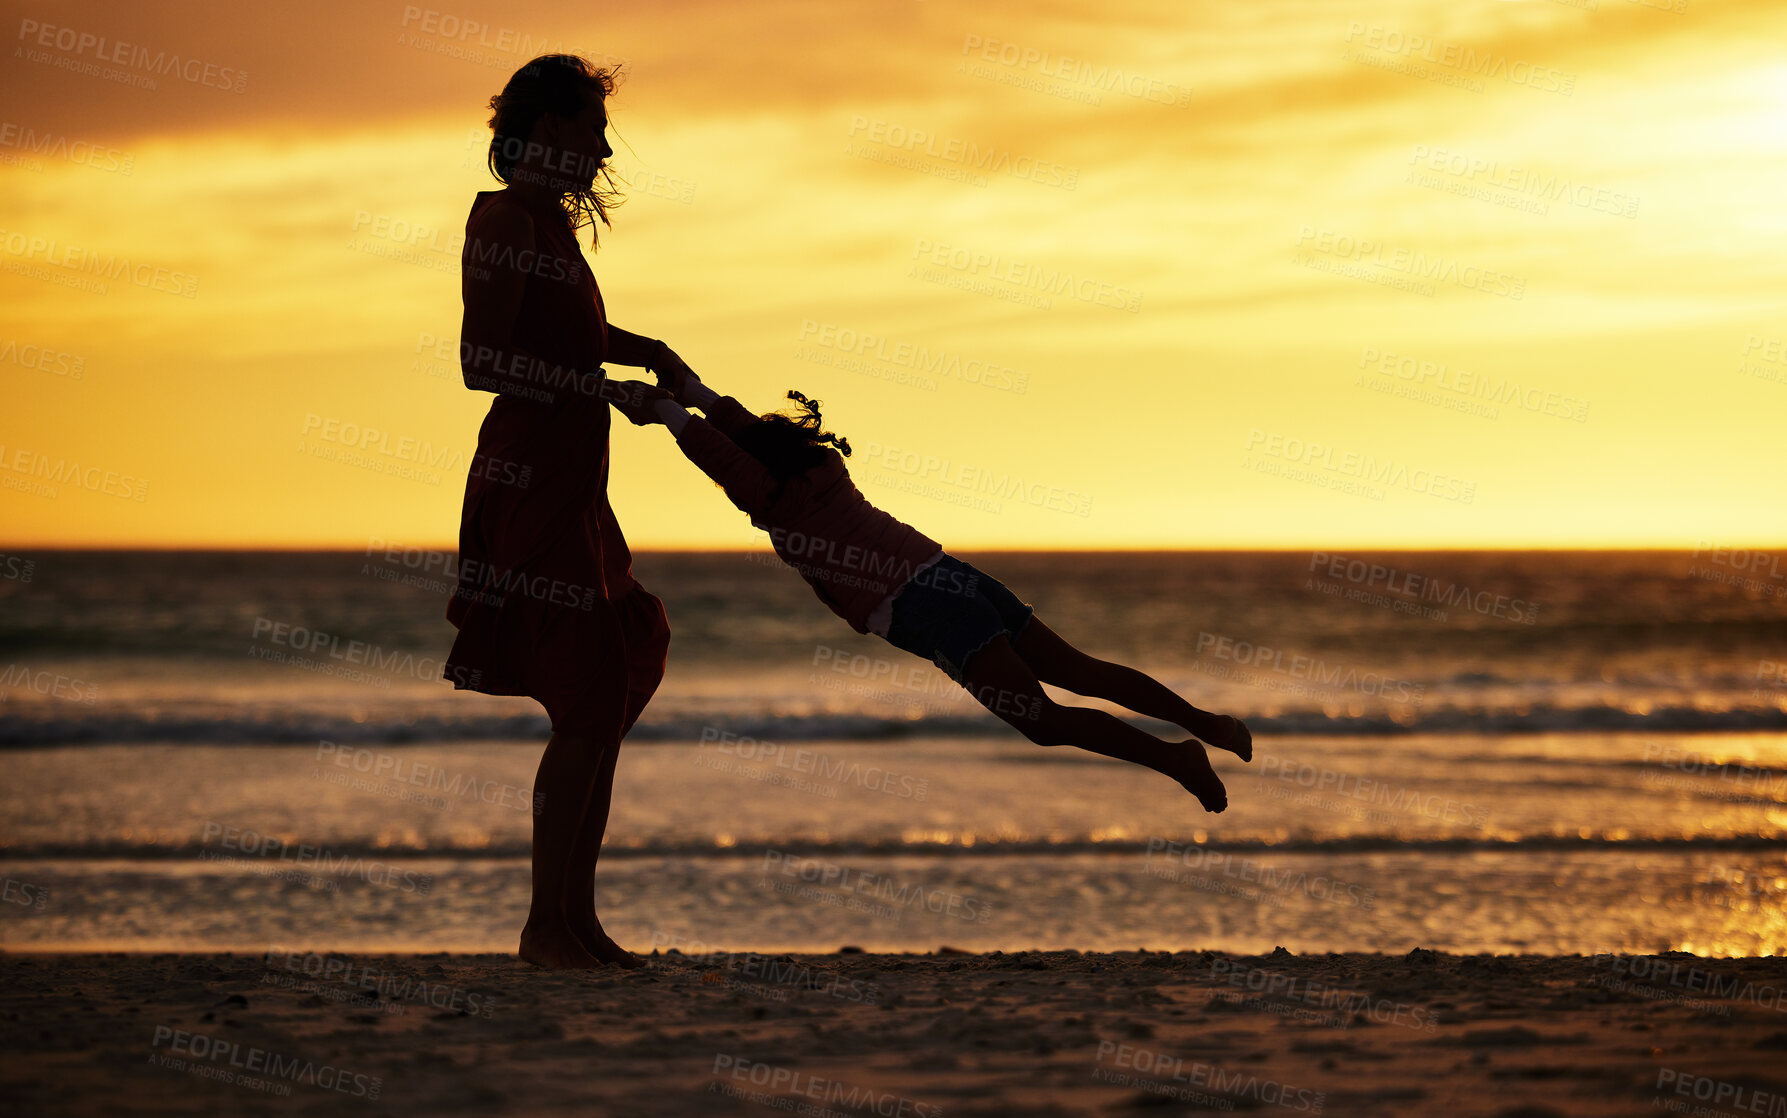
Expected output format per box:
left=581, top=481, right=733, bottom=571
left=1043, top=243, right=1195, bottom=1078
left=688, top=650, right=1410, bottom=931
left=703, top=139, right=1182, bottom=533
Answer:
left=675, top=396, right=944, bottom=632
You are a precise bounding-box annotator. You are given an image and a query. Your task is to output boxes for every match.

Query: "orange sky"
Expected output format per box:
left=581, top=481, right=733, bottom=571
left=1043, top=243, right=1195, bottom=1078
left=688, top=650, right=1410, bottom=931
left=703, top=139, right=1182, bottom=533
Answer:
left=2, top=0, right=1783, bottom=549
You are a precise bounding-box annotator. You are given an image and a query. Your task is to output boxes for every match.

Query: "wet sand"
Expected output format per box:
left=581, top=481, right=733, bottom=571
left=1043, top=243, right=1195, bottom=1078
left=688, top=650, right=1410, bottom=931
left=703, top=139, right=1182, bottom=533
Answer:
left=3, top=947, right=1785, bottom=1116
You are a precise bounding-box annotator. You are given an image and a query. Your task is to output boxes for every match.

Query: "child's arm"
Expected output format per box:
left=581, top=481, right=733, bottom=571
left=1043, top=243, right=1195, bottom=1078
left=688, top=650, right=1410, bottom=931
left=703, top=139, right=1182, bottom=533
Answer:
left=611, top=380, right=779, bottom=514
left=671, top=404, right=782, bottom=515
left=674, top=373, right=758, bottom=436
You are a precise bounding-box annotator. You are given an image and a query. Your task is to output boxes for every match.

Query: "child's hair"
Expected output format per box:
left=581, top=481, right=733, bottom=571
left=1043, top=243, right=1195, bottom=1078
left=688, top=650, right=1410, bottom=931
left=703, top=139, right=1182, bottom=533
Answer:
left=732, top=391, right=852, bottom=495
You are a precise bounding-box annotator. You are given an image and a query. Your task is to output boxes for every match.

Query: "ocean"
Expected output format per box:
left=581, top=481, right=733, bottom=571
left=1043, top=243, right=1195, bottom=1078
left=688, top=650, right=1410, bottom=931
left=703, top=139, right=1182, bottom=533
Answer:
left=1, top=548, right=1783, bottom=957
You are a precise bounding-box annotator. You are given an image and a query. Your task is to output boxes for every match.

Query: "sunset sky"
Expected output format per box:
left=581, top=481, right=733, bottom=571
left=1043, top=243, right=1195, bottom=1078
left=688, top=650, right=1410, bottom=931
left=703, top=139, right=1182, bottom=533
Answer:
left=2, top=0, right=1783, bottom=549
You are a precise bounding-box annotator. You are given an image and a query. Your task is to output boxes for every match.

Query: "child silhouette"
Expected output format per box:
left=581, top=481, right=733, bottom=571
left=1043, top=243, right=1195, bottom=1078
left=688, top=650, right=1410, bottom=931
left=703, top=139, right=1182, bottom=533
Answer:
left=607, top=375, right=1251, bottom=812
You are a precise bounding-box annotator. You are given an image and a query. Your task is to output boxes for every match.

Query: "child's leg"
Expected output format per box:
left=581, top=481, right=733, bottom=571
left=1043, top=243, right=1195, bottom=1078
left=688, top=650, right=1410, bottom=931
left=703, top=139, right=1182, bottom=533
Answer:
left=1013, top=617, right=1251, bottom=760
left=959, top=634, right=1227, bottom=813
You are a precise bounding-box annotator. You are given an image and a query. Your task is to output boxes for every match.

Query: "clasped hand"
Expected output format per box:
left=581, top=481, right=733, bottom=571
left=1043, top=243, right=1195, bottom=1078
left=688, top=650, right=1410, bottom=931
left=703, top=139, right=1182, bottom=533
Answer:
left=648, top=342, right=696, bottom=399
left=601, top=378, right=674, bottom=425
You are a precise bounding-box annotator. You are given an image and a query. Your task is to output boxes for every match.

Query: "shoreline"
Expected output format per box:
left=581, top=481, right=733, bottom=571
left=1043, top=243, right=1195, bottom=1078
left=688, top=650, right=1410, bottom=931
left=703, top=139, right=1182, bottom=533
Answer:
left=6, top=948, right=1785, bottom=1115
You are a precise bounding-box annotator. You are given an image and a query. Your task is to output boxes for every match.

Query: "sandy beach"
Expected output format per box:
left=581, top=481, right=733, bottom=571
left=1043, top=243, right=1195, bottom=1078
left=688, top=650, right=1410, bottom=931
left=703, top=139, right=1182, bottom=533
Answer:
left=4, top=947, right=1785, bottom=1116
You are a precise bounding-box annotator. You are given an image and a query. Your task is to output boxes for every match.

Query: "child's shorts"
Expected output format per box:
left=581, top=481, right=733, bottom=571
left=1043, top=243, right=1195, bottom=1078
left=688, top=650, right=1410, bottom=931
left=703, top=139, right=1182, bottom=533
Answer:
left=881, top=553, right=1034, bottom=684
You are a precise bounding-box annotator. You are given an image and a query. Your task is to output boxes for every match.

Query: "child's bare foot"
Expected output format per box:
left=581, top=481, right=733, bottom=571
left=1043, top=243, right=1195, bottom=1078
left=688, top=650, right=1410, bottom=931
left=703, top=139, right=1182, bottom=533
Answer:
left=519, top=920, right=608, bottom=969
left=1194, top=714, right=1252, bottom=762
left=1167, top=740, right=1228, bottom=813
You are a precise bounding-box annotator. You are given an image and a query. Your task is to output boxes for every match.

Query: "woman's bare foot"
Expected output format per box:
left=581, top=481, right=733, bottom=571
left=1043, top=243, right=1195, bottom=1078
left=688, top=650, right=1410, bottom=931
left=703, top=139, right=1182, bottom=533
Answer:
left=575, top=925, right=644, bottom=969
left=1166, top=740, right=1228, bottom=813
left=1187, top=713, right=1252, bottom=762
left=519, top=919, right=609, bottom=969
left=592, top=934, right=644, bottom=969
left=569, top=910, right=645, bottom=968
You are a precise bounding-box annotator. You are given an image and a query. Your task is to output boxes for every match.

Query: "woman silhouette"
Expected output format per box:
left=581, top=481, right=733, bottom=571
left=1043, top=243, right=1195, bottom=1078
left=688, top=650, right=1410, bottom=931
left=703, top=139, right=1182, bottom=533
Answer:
left=443, top=55, right=690, bottom=968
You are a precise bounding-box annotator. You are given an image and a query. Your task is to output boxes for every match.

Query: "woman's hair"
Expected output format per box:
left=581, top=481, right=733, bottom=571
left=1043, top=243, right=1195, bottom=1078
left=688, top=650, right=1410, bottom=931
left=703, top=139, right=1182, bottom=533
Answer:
left=486, top=54, right=624, bottom=248
left=733, top=391, right=853, bottom=495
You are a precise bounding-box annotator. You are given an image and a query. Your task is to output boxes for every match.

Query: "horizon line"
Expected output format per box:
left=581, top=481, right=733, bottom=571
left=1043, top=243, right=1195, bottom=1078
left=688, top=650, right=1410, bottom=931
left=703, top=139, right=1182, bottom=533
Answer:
left=3, top=543, right=1781, bottom=554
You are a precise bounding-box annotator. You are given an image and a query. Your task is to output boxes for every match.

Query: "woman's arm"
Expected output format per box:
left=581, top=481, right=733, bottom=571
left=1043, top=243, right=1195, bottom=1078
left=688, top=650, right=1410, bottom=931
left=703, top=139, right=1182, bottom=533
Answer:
left=606, top=326, right=694, bottom=397
left=459, top=202, right=604, bottom=405
left=602, top=326, right=660, bottom=366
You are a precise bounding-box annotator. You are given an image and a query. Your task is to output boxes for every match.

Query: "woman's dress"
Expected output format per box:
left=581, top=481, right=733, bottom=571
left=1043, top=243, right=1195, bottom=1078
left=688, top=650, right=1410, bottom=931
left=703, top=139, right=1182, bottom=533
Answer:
left=443, top=189, right=669, bottom=731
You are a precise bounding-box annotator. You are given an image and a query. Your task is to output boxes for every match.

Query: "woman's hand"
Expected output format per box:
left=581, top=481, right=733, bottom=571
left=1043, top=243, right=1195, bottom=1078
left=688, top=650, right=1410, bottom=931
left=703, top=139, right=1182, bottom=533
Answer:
left=648, top=341, right=695, bottom=399
left=602, top=378, right=674, bottom=426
